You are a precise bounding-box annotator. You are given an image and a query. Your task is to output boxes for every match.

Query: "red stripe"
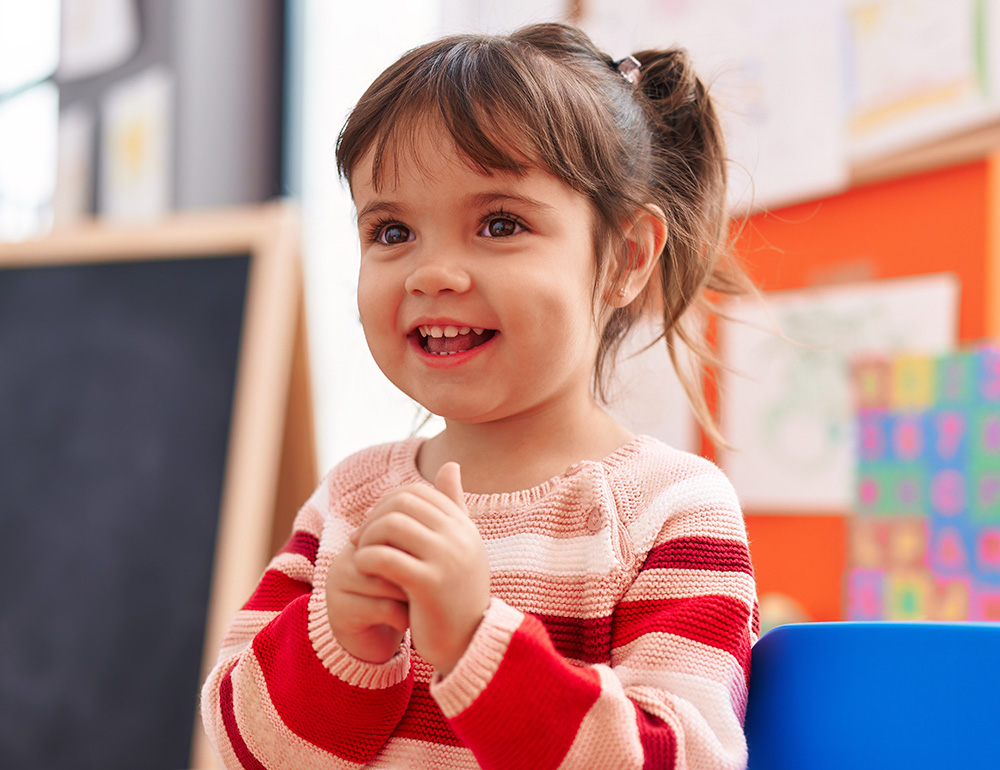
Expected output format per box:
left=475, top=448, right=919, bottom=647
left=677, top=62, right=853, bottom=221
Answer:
left=253, top=595, right=413, bottom=762
left=534, top=613, right=612, bottom=664
left=449, top=614, right=602, bottom=770
left=395, top=680, right=463, bottom=746
left=636, top=704, right=678, bottom=770
left=243, top=570, right=312, bottom=612
left=613, top=595, right=752, bottom=679
left=280, top=531, right=320, bottom=563
left=642, top=537, right=752, bottom=574
left=220, top=663, right=268, bottom=770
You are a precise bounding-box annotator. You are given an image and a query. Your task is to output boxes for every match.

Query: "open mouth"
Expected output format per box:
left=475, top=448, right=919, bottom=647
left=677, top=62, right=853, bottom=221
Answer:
left=415, top=324, right=497, bottom=356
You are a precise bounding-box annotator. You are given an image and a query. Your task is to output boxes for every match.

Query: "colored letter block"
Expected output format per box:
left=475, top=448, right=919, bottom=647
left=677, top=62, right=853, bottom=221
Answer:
left=853, top=357, right=892, bottom=411
left=846, top=569, right=884, bottom=620
left=931, top=577, right=970, bottom=620
left=892, top=355, right=934, bottom=410
left=886, top=570, right=932, bottom=620
left=975, top=529, right=1000, bottom=581
left=928, top=525, right=970, bottom=574
left=932, top=410, right=967, bottom=463
left=935, top=352, right=975, bottom=405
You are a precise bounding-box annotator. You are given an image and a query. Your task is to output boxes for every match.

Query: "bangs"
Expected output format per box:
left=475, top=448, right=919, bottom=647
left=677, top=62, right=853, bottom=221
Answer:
left=337, top=34, right=629, bottom=200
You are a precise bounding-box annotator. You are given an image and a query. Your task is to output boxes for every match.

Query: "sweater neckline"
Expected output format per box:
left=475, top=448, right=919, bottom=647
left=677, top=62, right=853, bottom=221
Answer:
left=389, top=434, right=654, bottom=508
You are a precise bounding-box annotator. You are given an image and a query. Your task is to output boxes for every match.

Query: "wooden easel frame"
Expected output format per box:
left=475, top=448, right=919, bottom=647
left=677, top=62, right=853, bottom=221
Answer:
left=0, top=202, right=319, bottom=769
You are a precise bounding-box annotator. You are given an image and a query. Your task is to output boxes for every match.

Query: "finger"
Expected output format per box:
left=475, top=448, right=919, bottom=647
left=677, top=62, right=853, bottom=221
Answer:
left=342, top=572, right=409, bottom=602
left=336, top=591, right=410, bottom=634
left=330, top=544, right=409, bottom=601
left=354, top=544, right=431, bottom=595
left=355, top=489, right=455, bottom=543
left=433, top=462, right=467, bottom=511
left=354, top=511, right=439, bottom=559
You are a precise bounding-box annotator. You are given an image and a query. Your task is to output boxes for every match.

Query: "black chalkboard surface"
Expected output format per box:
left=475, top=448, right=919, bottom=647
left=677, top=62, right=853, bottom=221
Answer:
left=0, top=204, right=315, bottom=770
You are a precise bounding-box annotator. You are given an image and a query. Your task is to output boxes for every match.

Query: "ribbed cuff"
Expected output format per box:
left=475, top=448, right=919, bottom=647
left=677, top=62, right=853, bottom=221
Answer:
left=307, top=592, right=410, bottom=689
left=430, top=598, right=524, bottom=717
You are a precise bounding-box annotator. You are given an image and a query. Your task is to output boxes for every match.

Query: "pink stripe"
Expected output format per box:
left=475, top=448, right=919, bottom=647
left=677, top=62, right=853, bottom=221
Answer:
left=220, top=663, right=268, bottom=770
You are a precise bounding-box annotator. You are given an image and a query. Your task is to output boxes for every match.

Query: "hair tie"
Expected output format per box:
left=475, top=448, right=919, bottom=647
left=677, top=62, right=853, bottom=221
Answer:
left=614, top=55, right=642, bottom=84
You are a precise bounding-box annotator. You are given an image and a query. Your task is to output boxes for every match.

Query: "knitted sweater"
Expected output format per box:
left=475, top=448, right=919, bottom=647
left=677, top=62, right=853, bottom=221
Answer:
left=201, top=435, right=759, bottom=769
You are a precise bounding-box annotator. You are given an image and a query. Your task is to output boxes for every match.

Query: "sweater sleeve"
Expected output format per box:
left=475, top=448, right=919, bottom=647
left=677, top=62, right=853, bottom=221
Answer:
left=200, top=466, right=414, bottom=769
left=429, top=462, right=758, bottom=770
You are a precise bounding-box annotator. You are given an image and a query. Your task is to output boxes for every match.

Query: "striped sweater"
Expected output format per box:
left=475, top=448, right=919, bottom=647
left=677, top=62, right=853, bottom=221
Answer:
left=201, top=435, right=759, bottom=769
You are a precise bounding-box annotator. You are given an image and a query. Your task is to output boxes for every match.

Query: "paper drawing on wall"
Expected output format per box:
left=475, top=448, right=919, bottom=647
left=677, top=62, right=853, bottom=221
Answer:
left=720, top=273, right=958, bottom=510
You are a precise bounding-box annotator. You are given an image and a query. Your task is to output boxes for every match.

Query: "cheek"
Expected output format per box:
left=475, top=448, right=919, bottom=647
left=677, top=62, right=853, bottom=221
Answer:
left=356, top=263, right=391, bottom=334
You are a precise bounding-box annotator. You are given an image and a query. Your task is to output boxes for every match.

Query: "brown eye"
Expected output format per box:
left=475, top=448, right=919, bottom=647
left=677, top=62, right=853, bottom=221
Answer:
left=482, top=217, right=520, bottom=238
left=379, top=224, right=412, bottom=244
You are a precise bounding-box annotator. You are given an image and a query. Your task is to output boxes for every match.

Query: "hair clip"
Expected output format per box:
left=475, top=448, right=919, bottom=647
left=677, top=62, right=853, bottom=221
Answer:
left=615, top=55, right=642, bottom=84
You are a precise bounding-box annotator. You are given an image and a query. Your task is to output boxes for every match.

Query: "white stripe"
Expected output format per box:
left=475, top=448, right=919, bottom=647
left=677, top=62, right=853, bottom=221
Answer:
left=218, top=609, right=279, bottom=662
left=613, top=632, right=747, bottom=693
left=627, top=673, right=748, bottom=770
left=268, top=551, right=315, bottom=582
left=370, top=737, right=479, bottom=769
left=628, top=475, right=743, bottom=554
left=485, top=529, right=619, bottom=575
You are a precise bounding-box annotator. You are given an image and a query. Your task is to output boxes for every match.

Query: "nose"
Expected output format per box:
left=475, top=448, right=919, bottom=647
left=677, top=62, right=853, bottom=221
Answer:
left=404, top=250, right=472, bottom=296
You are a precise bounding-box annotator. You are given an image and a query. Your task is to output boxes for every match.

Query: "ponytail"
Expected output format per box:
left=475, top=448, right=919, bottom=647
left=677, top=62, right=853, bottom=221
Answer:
left=592, top=45, right=754, bottom=449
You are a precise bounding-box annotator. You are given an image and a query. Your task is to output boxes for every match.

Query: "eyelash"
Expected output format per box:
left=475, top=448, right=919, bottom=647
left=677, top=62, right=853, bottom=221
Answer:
left=364, top=209, right=528, bottom=245
left=480, top=208, right=527, bottom=237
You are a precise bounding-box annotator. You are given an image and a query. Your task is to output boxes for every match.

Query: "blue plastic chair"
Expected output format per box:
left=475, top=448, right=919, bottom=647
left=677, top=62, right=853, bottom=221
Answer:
left=744, top=621, right=1000, bottom=769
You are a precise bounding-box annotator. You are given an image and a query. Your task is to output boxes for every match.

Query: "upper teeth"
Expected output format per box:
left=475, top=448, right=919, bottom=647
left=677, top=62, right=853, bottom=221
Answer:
left=419, top=325, right=485, bottom=338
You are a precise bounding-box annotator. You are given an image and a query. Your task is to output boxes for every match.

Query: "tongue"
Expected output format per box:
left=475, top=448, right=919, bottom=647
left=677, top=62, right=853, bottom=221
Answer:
left=426, top=329, right=494, bottom=354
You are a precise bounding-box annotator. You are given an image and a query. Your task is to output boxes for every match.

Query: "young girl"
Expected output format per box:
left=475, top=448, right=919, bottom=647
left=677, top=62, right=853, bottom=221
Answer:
left=202, top=22, right=759, bottom=770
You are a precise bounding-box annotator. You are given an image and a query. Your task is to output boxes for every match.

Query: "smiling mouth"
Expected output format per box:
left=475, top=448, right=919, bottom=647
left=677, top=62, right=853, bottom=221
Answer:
left=416, top=324, right=497, bottom=355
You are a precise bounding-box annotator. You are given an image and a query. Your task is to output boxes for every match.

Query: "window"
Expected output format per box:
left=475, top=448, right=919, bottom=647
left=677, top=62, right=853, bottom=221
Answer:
left=0, top=0, right=61, bottom=240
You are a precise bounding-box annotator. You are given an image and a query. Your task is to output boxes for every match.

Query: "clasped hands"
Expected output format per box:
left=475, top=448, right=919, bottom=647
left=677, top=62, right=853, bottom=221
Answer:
left=325, top=462, right=491, bottom=677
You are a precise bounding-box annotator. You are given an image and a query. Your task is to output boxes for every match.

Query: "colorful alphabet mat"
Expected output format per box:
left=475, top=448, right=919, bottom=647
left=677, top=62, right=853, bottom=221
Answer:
left=847, top=346, right=1000, bottom=621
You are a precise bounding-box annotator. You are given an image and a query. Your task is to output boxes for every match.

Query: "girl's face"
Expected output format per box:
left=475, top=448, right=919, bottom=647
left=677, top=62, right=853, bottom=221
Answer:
left=352, top=125, right=607, bottom=427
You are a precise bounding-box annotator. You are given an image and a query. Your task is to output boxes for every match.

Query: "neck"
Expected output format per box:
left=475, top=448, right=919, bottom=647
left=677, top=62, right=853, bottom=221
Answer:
left=417, top=396, right=634, bottom=494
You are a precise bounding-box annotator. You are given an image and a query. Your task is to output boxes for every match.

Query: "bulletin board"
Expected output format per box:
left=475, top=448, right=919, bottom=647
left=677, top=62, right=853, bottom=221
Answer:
left=726, top=154, right=1000, bottom=623
left=0, top=203, right=318, bottom=770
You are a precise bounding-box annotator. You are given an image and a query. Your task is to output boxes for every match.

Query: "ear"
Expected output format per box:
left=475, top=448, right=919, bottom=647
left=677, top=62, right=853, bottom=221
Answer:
left=605, top=206, right=668, bottom=308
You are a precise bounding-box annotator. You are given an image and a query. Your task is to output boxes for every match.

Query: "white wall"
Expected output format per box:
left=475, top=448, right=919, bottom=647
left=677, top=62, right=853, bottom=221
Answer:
left=297, top=0, right=568, bottom=472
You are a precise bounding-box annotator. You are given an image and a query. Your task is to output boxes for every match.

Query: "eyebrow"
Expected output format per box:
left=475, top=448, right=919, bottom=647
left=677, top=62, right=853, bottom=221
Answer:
left=356, top=200, right=406, bottom=222
left=465, top=191, right=556, bottom=214
left=357, top=190, right=557, bottom=223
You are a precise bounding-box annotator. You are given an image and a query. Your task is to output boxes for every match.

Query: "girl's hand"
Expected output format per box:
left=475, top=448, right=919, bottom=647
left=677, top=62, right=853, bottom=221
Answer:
left=325, top=542, right=410, bottom=664
left=352, top=463, right=491, bottom=676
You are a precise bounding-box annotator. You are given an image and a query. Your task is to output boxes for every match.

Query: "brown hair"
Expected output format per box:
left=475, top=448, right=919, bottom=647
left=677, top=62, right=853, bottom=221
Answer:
left=336, top=23, right=754, bottom=447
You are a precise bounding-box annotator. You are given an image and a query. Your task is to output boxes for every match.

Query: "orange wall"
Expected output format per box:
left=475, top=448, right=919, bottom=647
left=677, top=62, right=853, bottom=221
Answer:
left=736, top=160, right=990, bottom=340
left=731, top=159, right=992, bottom=622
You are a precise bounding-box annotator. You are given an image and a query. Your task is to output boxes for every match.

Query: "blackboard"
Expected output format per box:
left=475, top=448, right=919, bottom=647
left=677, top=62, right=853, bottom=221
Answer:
left=0, top=204, right=316, bottom=770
